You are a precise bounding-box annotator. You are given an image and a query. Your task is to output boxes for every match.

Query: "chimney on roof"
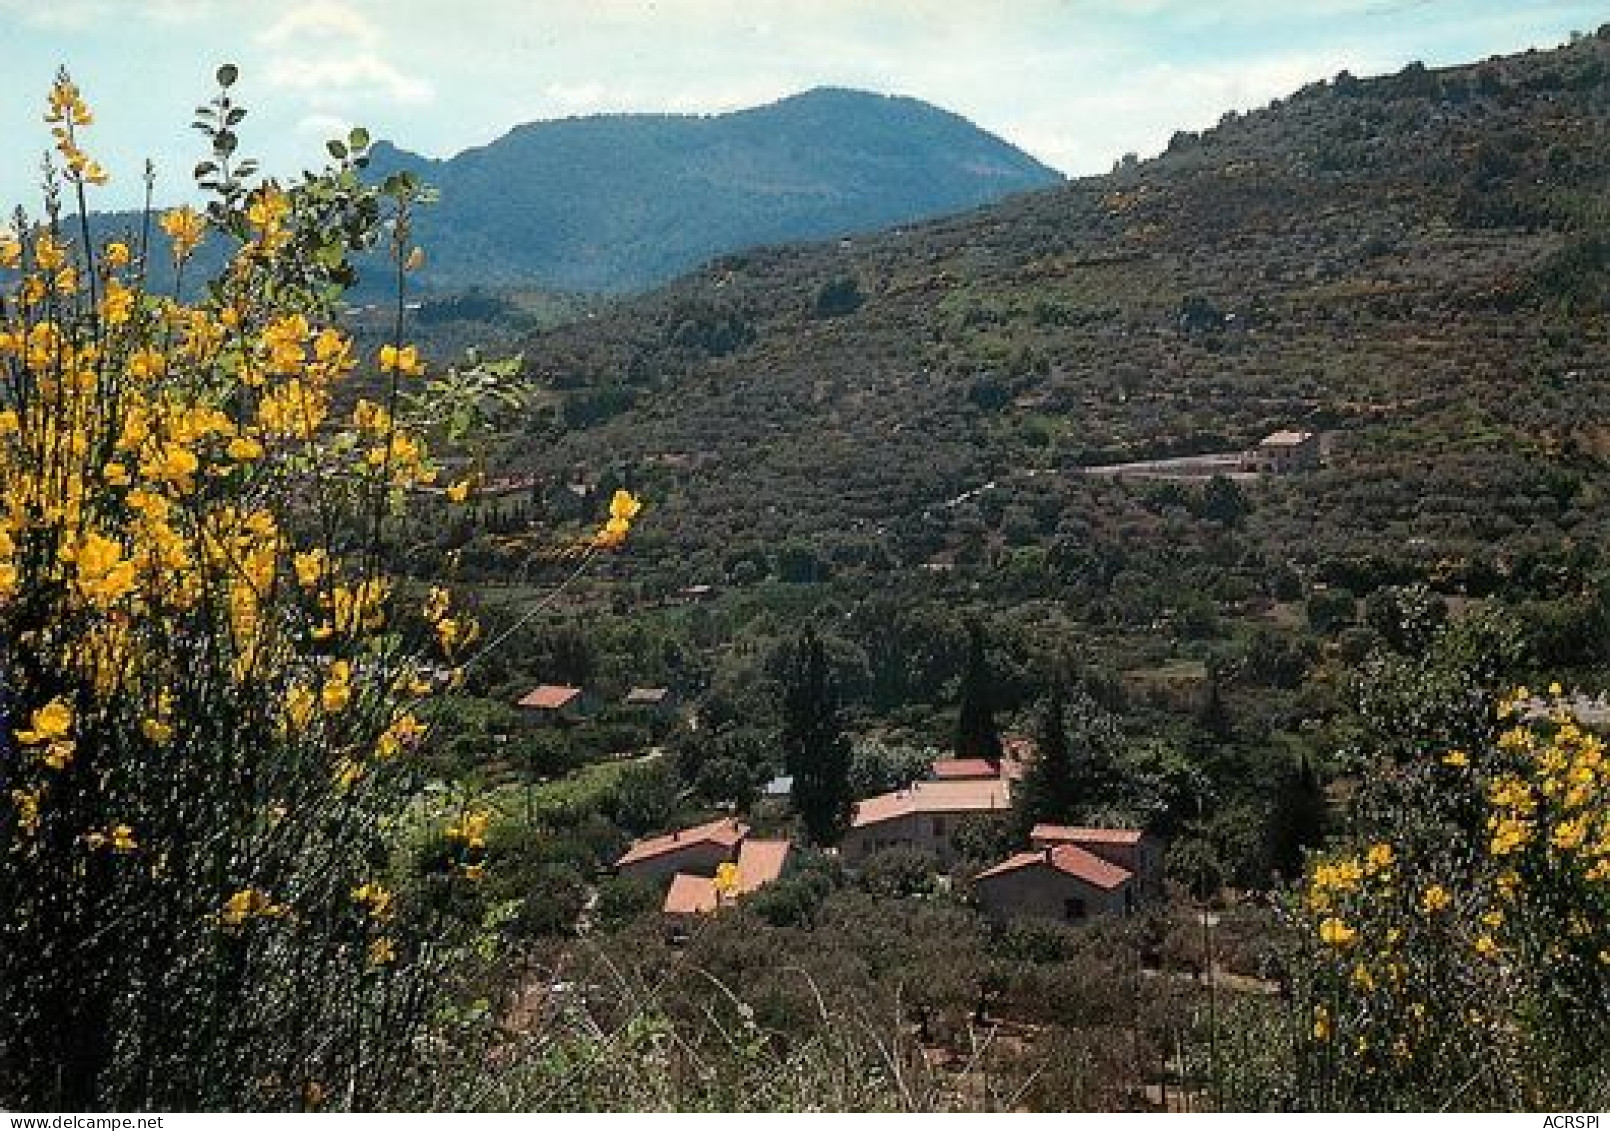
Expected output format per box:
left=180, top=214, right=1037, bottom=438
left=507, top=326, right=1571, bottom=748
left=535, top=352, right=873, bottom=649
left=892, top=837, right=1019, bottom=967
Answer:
left=672, top=830, right=680, bottom=841
left=1043, top=845, right=1054, bottom=863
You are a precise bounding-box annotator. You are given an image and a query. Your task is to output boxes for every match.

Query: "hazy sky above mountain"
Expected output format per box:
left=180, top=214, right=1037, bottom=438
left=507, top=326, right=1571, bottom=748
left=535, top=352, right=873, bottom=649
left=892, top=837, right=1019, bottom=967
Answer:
left=1, top=0, right=1604, bottom=210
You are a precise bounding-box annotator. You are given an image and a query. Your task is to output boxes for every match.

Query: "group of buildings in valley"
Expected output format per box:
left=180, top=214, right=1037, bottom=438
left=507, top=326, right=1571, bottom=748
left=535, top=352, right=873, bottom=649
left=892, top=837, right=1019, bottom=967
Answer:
left=612, top=744, right=1163, bottom=928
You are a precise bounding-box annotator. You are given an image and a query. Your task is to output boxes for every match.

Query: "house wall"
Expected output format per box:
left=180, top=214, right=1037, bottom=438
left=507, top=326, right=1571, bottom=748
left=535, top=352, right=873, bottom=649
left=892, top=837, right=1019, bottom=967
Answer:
left=617, top=841, right=736, bottom=884
left=1246, top=435, right=1320, bottom=473
left=841, top=810, right=984, bottom=869
left=1079, top=837, right=1165, bottom=900
left=975, top=865, right=1133, bottom=925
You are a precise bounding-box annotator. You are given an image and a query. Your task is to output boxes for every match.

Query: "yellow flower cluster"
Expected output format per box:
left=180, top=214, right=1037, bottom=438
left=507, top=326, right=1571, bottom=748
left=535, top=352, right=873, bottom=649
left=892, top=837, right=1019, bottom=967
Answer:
left=45, top=72, right=107, bottom=186
left=445, top=810, right=489, bottom=849
left=85, top=824, right=138, bottom=853
left=351, top=881, right=395, bottom=921
left=1, top=75, right=447, bottom=926
left=14, top=698, right=76, bottom=771
left=1295, top=689, right=1610, bottom=1096
left=217, top=887, right=289, bottom=929
left=593, top=488, right=643, bottom=549
left=445, top=809, right=490, bottom=881
left=1487, top=710, right=1607, bottom=875
left=160, top=206, right=207, bottom=262
left=378, top=344, right=424, bottom=377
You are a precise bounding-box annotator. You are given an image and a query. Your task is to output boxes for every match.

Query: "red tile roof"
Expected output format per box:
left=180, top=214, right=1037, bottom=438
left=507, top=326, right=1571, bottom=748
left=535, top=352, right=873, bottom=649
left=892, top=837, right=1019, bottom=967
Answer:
left=615, top=817, right=748, bottom=869
left=661, top=838, right=790, bottom=915
left=735, top=839, right=790, bottom=892
left=1030, top=824, right=1146, bottom=847
left=517, top=684, right=583, bottom=710
left=976, top=844, right=1134, bottom=890
left=663, top=873, right=719, bottom=915
left=851, top=778, right=1010, bottom=829
left=930, top=757, right=1001, bottom=780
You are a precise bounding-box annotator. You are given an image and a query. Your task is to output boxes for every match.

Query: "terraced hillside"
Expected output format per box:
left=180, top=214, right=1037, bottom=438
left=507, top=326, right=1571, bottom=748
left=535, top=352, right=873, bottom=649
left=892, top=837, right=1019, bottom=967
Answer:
left=491, top=31, right=1610, bottom=600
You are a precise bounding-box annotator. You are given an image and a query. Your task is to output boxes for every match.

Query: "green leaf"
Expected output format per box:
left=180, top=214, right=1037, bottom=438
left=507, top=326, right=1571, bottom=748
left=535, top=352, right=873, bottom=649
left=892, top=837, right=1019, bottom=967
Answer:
left=216, top=63, right=239, bottom=88
left=348, top=127, right=371, bottom=150
left=327, top=139, right=348, bottom=160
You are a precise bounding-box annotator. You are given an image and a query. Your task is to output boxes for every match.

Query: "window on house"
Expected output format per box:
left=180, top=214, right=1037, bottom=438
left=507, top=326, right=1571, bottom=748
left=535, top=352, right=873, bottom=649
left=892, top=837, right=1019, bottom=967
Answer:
left=1063, top=897, right=1088, bottom=922
left=932, top=817, right=946, bottom=838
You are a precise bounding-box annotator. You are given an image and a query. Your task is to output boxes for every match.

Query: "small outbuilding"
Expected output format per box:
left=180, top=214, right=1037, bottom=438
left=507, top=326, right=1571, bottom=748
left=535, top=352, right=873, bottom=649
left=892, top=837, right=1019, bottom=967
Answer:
left=974, top=843, right=1138, bottom=925
left=1241, top=430, right=1320, bottom=474
left=516, top=684, right=588, bottom=721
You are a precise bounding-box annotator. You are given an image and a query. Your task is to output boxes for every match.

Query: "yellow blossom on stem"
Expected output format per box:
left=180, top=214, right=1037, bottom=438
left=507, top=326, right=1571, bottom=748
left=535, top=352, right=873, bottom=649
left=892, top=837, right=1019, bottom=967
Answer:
left=16, top=698, right=73, bottom=746
left=1419, top=885, right=1451, bottom=914
left=377, top=344, right=424, bottom=377
left=11, top=789, right=42, bottom=836
left=351, top=881, right=395, bottom=921
left=1319, top=916, right=1357, bottom=948
left=86, top=824, right=138, bottom=853
left=160, top=206, right=207, bottom=261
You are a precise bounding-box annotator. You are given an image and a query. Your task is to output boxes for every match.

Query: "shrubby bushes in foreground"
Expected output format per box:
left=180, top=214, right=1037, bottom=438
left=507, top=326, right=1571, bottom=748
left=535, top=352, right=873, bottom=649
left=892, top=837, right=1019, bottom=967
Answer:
left=0, top=69, right=484, bottom=1109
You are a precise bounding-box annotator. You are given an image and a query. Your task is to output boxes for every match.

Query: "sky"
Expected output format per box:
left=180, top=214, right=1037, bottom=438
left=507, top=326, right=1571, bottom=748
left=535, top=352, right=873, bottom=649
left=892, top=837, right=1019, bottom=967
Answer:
left=0, top=0, right=1606, bottom=211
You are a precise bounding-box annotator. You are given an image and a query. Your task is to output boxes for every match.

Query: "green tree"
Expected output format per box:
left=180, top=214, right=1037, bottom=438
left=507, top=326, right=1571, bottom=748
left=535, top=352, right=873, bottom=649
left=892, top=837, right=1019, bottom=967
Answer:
left=1014, top=687, right=1125, bottom=833
left=1198, top=474, right=1248, bottom=527
left=954, top=622, right=1004, bottom=761
left=783, top=627, right=854, bottom=846
left=1014, top=690, right=1077, bottom=831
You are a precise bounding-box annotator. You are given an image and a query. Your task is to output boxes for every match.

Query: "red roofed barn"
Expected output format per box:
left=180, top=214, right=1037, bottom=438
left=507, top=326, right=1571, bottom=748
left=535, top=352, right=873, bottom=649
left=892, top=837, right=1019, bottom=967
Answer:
left=974, top=842, right=1139, bottom=924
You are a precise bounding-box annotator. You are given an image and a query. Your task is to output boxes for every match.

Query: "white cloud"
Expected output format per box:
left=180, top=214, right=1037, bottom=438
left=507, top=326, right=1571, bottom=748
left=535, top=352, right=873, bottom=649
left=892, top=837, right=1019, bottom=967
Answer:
left=295, top=111, right=353, bottom=138
left=264, top=54, right=434, bottom=106
left=257, top=2, right=379, bottom=48
left=0, top=0, right=217, bottom=29
left=254, top=3, right=433, bottom=108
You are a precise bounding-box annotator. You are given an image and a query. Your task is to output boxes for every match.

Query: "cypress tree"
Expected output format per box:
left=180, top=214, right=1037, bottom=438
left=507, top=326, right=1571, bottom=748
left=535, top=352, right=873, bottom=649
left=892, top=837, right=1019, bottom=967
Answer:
left=782, top=626, right=854, bottom=846
left=1014, top=689, right=1077, bottom=832
left=954, top=622, right=1004, bottom=762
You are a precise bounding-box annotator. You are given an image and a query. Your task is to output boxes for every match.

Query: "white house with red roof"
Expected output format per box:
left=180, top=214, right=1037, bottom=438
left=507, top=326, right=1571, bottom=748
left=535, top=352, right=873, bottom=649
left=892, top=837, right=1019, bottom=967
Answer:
left=614, top=817, right=791, bottom=915
left=660, top=837, right=792, bottom=916
left=974, top=842, right=1138, bottom=923
left=613, top=817, right=749, bottom=884
left=839, top=777, right=1012, bottom=868
left=973, top=824, right=1163, bottom=924
left=1030, top=824, right=1164, bottom=900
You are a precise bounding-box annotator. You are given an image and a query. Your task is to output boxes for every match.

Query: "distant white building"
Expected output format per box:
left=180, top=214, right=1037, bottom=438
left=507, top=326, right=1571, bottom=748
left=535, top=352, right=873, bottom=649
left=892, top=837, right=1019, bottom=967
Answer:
left=1242, top=430, right=1320, bottom=474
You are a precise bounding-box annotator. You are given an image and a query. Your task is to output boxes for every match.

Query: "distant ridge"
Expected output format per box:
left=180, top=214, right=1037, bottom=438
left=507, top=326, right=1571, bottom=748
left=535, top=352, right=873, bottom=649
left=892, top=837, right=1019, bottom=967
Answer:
left=363, top=87, right=1061, bottom=293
